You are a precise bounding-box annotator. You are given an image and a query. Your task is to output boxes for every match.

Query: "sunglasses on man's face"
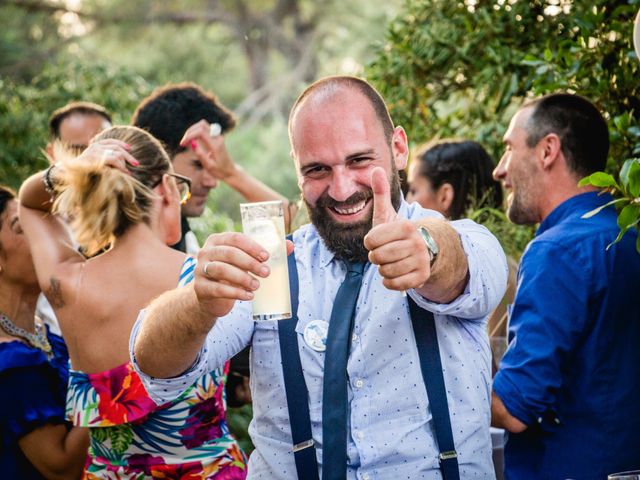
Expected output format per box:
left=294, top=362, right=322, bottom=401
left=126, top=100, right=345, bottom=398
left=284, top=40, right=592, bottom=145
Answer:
left=170, top=173, right=192, bottom=205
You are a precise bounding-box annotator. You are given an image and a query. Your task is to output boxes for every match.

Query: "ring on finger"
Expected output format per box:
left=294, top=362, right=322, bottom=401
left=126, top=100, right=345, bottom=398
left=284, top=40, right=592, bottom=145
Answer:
left=101, top=148, right=115, bottom=161
left=209, top=122, right=222, bottom=138
left=203, top=261, right=213, bottom=279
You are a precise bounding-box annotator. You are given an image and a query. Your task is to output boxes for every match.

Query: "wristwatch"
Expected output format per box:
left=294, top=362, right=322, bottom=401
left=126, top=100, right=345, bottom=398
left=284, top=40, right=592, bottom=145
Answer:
left=417, top=226, right=439, bottom=267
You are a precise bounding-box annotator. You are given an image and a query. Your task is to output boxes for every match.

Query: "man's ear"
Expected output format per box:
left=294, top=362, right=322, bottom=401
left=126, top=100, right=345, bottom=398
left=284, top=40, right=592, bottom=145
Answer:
left=392, top=126, right=409, bottom=171
left=437, top=183, right=455, bottom=216
left=539, top=133, right=562, bottom=171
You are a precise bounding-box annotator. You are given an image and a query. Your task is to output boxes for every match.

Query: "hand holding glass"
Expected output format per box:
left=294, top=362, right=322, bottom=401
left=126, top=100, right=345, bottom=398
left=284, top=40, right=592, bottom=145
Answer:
left=240, top=201, right=291, bottom=321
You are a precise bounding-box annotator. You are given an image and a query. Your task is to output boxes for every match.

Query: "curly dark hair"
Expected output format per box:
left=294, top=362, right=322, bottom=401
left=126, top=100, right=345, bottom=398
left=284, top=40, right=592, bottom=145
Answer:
left=131, top=82, right=236, bottom=158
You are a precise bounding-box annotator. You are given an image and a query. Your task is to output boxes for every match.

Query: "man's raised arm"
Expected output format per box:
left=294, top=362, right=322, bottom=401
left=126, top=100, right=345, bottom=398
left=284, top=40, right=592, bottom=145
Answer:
left=133, top=232, right=270, bottom=378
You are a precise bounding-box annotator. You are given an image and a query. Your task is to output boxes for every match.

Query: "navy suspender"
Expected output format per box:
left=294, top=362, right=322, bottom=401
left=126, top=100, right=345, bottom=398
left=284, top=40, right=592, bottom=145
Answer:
left=408, top=296, right=460, bottom=479
left=278, top=246, right=459, bottom=480
left=277, top=247, right=320, bottom=479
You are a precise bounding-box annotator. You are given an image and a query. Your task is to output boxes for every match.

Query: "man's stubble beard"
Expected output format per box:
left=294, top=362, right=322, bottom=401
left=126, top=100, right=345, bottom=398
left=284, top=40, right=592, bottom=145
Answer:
left=304, top=167, right=402, bottom=263
left=506, top=162, right=539, bottom=226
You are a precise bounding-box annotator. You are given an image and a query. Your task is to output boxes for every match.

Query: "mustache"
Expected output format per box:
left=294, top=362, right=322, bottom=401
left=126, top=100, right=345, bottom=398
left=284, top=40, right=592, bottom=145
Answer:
left=315, top=189, right=373, bottom=209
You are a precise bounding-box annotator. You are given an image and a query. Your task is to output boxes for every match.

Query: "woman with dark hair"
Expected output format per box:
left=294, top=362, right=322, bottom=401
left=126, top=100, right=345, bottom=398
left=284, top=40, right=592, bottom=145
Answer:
left=407, top=139, right=514, bottom=367
left=19, top=126, right=246, bottom=478
left=407, top=139, right=503, bottom=219
left=0, top=185, right=88, bottom=479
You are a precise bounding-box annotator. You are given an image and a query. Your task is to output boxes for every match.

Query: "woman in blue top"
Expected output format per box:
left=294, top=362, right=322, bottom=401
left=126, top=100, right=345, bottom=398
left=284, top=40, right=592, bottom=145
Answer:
left=0, top=185, right=88, bottom=479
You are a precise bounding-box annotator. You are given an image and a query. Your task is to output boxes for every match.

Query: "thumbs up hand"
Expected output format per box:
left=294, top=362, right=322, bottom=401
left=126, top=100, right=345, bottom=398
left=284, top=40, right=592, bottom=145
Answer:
left=371, top=166, right=397, bottom=227
left=364, top=167, right=432, bottom=291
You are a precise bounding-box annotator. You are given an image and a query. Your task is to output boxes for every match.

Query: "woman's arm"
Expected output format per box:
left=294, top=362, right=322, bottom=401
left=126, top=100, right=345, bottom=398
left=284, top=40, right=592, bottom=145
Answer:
left=19, top=140, right=137, bottom=307
left=19, top=423, right=89, bottom=480
left=19, top=168, right=85, bottom=308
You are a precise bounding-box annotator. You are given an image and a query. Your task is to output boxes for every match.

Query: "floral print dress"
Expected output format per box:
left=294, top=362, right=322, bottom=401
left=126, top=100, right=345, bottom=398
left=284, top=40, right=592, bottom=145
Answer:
left=66, top=257, right=247, bottom=479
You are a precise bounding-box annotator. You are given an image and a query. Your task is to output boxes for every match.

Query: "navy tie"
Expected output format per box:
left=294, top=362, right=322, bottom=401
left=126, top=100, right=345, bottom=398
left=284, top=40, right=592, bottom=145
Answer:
left=322, top=261, right=366, bottom=480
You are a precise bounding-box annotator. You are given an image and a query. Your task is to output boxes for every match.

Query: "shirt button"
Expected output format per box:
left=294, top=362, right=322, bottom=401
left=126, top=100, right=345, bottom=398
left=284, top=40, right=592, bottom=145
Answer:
left=352, top=333, right=358, bottom=342
left=362, top=474, right=370, bottom=480
left=355, top=379, right=364, bottom=389
left=357, top=431, right=365, bottom=439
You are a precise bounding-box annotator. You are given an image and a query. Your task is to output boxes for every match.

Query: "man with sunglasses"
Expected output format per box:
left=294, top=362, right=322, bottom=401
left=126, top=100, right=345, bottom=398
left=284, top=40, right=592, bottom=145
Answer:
left=132, top=82, right=290, bottom=255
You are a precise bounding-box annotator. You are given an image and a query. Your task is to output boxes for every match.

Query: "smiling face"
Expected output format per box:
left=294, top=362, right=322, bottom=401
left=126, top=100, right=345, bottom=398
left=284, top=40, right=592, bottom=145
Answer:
left=494, top=107, right=542, bottom=225
left=290, top=87, right=406, bottom=261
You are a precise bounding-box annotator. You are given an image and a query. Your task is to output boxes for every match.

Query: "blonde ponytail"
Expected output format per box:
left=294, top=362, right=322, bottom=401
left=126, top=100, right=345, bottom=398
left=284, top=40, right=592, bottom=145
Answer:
left=53, top=126, right=171, bottom=256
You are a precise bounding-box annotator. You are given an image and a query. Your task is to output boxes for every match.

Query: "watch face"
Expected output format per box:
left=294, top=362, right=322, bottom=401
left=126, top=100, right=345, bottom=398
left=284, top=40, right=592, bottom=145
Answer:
left=418, top=226, right=439, bottom=256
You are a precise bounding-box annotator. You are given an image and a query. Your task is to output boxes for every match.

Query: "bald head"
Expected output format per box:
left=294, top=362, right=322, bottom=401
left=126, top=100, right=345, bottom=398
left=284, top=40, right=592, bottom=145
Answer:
left=288, top=76, right=394, bottom=153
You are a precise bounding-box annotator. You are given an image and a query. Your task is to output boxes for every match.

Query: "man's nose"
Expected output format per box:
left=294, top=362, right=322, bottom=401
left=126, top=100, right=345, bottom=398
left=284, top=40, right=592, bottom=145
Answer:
left=327, top=170, right=358, bottom=202
left=493, top=154, right=507, bottom=181
left=202, top=170, right=218, bottom=189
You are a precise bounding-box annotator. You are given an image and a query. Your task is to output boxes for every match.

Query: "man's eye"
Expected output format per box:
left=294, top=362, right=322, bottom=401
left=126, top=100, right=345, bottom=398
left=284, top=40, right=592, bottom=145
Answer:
left=304, top=166, right=328, bottom=177
left=351, top=157, right=370, bottom=164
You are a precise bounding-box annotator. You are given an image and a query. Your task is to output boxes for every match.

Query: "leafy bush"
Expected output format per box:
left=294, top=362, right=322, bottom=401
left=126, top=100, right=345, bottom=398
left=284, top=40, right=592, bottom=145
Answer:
left=580, top=158, right=640, bottom=253
left=367, top=0, right=640, bottom=253
left=0, top=61, right=151, bottom=188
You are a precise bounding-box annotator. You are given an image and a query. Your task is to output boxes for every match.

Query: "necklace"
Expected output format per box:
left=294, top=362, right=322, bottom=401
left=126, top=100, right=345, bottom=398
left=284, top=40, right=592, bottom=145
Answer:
left=0, top=312, right=53, bottom=358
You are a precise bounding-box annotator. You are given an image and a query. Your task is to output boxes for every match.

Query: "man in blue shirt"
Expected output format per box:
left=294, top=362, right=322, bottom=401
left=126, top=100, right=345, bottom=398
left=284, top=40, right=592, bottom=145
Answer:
left=130, top=76, right=508, bottom=479
left=491, top=93, right=640, bottom=479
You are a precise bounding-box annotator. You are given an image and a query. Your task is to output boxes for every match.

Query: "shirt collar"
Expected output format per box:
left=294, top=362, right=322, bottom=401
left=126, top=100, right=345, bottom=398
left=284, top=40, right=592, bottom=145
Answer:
left=313, top=198, right=410, bottom=269
left=536, top=191, right=614, bottom=236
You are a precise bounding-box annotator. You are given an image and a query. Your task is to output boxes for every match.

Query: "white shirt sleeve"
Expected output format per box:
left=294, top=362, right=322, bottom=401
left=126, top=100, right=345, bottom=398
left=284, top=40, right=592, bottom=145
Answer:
left=408, top=219, right=508, bottom=320
left=129, top=301, right=255, bottom=405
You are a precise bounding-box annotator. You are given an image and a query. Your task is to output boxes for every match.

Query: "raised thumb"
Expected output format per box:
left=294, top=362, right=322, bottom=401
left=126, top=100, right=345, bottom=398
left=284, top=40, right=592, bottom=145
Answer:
left=371, top=167, right=396, bottom=227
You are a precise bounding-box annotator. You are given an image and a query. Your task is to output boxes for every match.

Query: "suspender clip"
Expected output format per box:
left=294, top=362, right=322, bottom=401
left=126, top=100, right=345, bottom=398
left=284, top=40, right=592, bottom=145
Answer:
left=438, top=450, right=458, bottom=461
left=293, top=439, right=315, bottom=452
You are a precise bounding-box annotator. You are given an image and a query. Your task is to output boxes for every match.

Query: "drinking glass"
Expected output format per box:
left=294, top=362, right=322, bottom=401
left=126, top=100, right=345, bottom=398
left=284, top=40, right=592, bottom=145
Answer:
left=240, top=200, right=292, bottom=321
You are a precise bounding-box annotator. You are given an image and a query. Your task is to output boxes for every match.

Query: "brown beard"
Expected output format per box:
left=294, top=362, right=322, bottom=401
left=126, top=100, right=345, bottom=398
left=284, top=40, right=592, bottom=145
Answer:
left=304, top=167, right=402, bottom=263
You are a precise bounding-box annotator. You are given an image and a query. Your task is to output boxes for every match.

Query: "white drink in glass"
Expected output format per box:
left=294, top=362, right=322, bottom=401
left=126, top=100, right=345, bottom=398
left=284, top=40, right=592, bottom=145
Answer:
left=240, top=201, right=292, bottom=321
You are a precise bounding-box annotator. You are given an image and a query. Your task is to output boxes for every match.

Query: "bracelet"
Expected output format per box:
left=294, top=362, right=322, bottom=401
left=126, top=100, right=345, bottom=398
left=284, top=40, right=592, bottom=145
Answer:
left=43, top=165, right=56, bottom=194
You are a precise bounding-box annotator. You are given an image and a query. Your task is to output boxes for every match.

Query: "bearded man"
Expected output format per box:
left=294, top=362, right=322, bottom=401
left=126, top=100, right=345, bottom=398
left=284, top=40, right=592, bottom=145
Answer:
left=129, top=76, right=508, bottom=479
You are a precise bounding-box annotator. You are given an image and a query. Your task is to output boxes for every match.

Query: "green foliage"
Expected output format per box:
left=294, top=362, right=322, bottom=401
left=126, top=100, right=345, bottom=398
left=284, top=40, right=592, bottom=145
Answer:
left=470, top=207, right=535, bottom=260
left=580, top=158, right=640, bottom=252
left=0, top=4, right=64, bottom=81
left=108, top=424, right=134, bottom=455
left=367, top=0, right=640, bottom=255
left=227, top=405, right=255, bottom=456
left=367, top=1, right=640, bottom=171
left=190, top=206, right=242, bottom=245
left=0, top=61, right=151, bottom=189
